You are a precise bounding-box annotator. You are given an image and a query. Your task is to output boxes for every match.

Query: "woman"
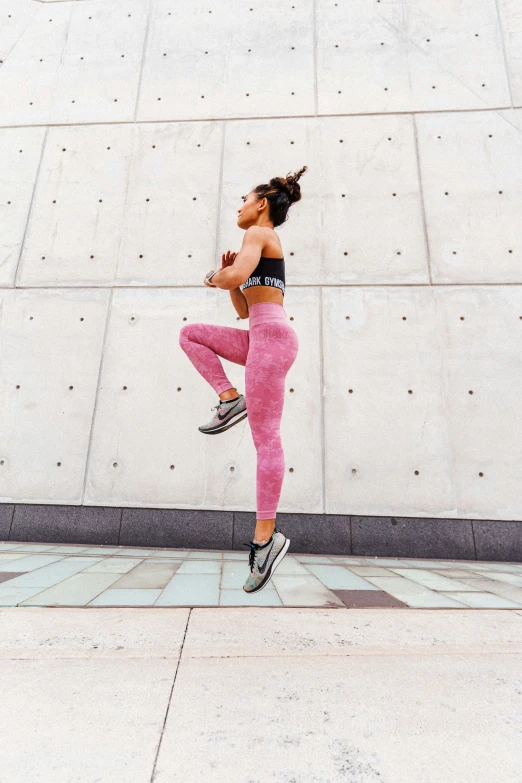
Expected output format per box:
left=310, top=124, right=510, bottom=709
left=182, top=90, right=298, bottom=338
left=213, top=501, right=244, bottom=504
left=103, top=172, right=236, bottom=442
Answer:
left=179, top=166, right=307, bottom=594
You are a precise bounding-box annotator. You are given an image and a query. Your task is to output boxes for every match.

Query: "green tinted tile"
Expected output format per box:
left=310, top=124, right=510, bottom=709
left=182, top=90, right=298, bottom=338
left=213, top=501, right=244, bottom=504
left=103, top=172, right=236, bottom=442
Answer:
left=88, top=589, right=163, bottom=606
left=155, top=574, right=220, bottom=606
left=19, top=572, right=121, bottom=606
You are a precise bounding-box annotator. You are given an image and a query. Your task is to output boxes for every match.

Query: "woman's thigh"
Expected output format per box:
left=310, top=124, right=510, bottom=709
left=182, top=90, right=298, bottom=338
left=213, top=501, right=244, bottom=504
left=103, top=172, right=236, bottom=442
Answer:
left=180, top=322, right=250, bottom=366
left=245, top=323, right=299, bottom=429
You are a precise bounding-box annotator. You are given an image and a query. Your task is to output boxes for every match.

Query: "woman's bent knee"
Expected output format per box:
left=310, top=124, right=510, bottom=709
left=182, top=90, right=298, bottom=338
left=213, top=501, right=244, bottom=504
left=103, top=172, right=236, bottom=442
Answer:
left=179, top=323, right=199, bottom=345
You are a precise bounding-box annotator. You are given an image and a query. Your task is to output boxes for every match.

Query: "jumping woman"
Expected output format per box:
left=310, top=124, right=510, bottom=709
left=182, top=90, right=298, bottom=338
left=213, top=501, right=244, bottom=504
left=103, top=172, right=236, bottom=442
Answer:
left=179, top=165, right=307, bottom=594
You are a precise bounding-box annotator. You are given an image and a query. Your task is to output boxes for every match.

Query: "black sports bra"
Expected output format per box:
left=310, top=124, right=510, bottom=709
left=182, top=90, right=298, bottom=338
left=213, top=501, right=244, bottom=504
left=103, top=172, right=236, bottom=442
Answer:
left=239, top=256, right=285, bottom=297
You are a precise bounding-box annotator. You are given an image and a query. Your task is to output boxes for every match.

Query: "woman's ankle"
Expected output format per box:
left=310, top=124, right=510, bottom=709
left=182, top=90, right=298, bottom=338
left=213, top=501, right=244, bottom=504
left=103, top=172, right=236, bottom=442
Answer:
left=253, top=519, right=276, bottom=543
left=219, top=388, right=240, bottom=401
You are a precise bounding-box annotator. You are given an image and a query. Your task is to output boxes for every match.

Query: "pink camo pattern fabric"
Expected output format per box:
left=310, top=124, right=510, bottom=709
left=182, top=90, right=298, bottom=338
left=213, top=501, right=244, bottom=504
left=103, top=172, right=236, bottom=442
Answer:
left=179, top=304, right=299, bottom=520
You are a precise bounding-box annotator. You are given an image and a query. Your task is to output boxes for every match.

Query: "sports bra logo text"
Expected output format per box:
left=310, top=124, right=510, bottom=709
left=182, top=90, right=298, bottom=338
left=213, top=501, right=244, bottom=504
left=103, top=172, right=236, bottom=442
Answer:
left=241, top=276, right=285, bottom=293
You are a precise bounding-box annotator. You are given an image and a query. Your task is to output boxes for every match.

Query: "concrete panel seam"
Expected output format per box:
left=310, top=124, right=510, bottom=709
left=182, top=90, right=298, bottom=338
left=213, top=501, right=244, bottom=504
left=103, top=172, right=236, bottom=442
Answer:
left=133, top=0, right=154, bottom=124
left=116, top=507, right=123, bottom=545
left=80, top=288, right=114, bottom=505
left=14, top=126, right=49, bottom=288
left=312, top=0, right=318, bottom=116
left=494, top=0, right=514, bottom=107
left=7, top=283, right=522, bottom=294
left=470, top=519, right=478, bottom=560
left=319, top=286, right=326, bottom=515
left=214, top=121, right=227, bottom=271
left=1, top=105, right=520, bottom=135
left=7, top=505, right=15, bottom=539
left=412, top=114, right=433, bottom=286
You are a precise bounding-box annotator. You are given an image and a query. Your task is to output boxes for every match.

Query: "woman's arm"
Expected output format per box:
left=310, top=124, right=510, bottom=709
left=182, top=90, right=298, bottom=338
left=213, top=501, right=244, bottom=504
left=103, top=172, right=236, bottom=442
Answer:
left=205, top=265, right=237, bottom=290
left=206, top=228, right=265, bottom=291
left=229, top=287, right=249, bottom=319
left=203, top=256, right=248, bottom=318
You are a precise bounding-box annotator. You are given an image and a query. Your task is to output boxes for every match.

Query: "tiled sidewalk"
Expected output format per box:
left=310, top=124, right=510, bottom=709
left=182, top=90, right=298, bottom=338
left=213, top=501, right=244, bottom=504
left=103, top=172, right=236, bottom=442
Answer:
left=1, top=540, right=522, bottom=608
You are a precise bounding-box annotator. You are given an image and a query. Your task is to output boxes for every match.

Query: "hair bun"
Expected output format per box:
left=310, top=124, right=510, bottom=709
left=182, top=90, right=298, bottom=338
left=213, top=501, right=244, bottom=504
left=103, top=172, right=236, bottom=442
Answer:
left=253, top=165, right=307, bottom=227
left=270, top=166, right=308, bottom=204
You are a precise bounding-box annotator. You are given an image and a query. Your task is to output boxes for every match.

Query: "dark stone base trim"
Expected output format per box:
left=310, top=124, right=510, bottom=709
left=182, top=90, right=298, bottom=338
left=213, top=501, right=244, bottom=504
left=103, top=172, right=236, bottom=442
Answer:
left=1, top=505, right=521, bottom=563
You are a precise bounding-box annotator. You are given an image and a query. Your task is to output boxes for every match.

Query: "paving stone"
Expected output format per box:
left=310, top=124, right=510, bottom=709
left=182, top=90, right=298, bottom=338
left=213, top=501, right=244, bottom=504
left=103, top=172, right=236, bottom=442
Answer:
left=479, top=572, right=522, bottom=587
left=110, top=561, right=181, bottom=589
left=442, top=592, right=522, bottom=609
left=153, top=655, right=522, bottom=781
left=183, top=608, right=522, bottom=658
left=454, top=578, right=522, bottom=605
left=389, top=568, right=483, bottom=592
left=219, top=589, right=283, bottom=607
left=78, top=547, right=125, bottom=556
left=0, top=573, right=26, bottom=584
left=155, top=574, right=221, bottom=606
left=332, top=590, right=408, bottom=608
left=472, top=562, right=522, bottom=574
left=19, top=573, right=122, bottom=607
left=88, top=589, right=163, bottom=607
left=349, top=566, right=395, bottom=576
left=363, top=576, right=467, bottom=608
left=0, top=586, right=47, bottom=606
left=305, top=564, right=380, bottom=590
left=0, top=554, right=65, bottom=572
left=176, top=560, right=222, bottom=574
left=221, top=561, right=248, bottom=589
left=354, top=558, right=410, bottom=567
left=0, top=659, right=176, bottom=782
left=3, top=557, right=103, bottom=588
left=293, top=556, right=335, bottom=564
left=46, top=546, right=96, bottom=554
left=432, top=569, right=483, bottom=578
left=270, top=576, right=345, bottom=607
left=272, top=558, right=310, bottom=575
left=10, top=544, right=58, bottom=552
left=82, top=558, right=140, bottom=574
left=0, top=607, right=190, bottom=659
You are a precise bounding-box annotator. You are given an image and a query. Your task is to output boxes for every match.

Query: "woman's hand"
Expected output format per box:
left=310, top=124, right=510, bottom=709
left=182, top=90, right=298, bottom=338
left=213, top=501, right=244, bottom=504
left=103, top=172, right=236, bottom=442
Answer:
left=203, top=251, right=238, bottom=288
left=222, top=250, right=237, bottom=269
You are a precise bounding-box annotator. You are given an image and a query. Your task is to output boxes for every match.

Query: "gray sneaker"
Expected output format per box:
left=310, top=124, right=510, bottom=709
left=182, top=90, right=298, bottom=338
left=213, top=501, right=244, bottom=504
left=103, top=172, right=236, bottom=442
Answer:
left=198, top=394, right=247, bottom=434
left=242, top=529, right=290, bottom=593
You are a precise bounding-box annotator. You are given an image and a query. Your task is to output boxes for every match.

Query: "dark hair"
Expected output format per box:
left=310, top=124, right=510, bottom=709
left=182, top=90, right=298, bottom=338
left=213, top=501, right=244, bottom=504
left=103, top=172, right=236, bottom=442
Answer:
left=253, top=165, right=308, bottom=228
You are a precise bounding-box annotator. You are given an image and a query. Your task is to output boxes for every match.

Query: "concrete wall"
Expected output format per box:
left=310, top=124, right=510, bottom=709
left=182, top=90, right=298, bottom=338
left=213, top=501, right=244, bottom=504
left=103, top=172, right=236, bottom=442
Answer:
left=1, top=0, right=521, bottom=524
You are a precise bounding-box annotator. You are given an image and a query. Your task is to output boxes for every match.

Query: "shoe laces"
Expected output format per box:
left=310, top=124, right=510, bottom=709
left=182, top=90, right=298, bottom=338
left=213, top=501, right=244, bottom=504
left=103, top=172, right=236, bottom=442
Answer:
left=242, top=528, right=279, bottom=572
left=210, top=397, right=237, bottom=414
left=243, top=541, right=260, bottom=571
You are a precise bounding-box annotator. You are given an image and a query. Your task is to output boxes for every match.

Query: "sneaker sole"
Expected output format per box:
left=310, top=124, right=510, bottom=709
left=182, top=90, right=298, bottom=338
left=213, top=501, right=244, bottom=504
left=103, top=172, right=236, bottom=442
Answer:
left=244, top=536, right=290, bottom=594
left=198, top=409, right=247, bottom=434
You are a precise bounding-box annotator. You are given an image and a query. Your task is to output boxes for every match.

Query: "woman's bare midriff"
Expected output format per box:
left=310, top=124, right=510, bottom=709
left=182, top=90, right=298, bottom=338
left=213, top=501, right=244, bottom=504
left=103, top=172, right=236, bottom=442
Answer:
left=243, top=229, right=285, bottom=308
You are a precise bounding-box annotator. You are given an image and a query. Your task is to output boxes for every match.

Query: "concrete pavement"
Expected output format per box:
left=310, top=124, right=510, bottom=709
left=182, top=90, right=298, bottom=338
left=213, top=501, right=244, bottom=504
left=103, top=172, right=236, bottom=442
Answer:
left=1, top=605, right=522, bottom=782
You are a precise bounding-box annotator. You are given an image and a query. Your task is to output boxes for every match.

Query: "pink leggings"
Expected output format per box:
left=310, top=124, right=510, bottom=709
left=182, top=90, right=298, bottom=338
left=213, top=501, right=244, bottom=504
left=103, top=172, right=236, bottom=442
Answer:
left=179, top=302, right=299, bottom=520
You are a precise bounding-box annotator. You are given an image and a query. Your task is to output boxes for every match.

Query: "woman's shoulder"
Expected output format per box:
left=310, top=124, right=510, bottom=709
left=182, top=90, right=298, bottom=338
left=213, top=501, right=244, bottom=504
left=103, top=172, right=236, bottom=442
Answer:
left=259, top=227, right=283, bottom=258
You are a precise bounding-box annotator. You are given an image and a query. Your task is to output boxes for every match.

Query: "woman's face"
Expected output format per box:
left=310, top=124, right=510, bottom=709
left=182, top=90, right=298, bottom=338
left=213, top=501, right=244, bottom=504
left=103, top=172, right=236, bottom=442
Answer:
left=237, top=191, right=265, bottom=228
